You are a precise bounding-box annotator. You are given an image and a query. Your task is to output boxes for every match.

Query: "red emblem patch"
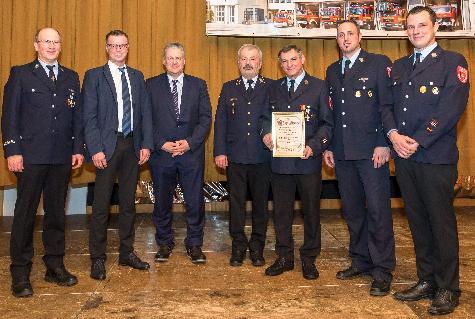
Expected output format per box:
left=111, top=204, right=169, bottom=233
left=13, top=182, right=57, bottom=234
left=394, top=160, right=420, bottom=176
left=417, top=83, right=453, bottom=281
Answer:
left=328, top=96, right=333, bottom=110
left=457, top=65, right=468, bottom=84
left=386, top=67, right=392, bottom=78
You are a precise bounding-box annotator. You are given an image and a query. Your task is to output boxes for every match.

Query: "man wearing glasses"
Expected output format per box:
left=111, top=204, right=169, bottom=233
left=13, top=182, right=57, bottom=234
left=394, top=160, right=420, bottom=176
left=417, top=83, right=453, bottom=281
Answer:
left=82, top=30, right=153, bottom=280
left=2, top=27, right=84, bottom=297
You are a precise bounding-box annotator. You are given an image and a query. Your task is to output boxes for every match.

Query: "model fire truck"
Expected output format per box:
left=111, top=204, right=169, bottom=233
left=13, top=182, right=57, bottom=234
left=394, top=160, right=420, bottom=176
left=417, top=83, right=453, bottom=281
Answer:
left=347, top=1, right=376, bottom=29
left=430, top=4, right=457, bottom=30
left=377, top=0, right=406, bottom=30
left=273, top=10, right=294, bottom=27
left=296, top=9, right=320, bottom=28
left=320, top=6, right=344, bottom=29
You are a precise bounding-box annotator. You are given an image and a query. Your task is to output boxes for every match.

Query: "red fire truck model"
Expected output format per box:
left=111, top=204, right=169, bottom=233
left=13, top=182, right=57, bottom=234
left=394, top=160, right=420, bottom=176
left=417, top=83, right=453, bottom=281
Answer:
left=296, top=9, right=320, bottom=28
left=320, top=6, right=343, bottom=29
left=378, top=1, right=406, bottom=30
left=347, top=1, right=375, bottom=29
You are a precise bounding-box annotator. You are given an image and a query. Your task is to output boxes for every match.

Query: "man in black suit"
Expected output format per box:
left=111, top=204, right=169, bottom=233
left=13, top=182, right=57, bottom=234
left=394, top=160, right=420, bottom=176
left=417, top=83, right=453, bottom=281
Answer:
left=82, top=30, right=153, bottom=280
left=382, top=7, right=470, bottom=315
left=324, top=20, right=395, bottom=296
left=146, top=43, right=212, bottom=264
left=2, top=27, right=84, bottom=297
left=261, top=45, right=333, bottom=280
left=213, top=44, right=271, bottom=267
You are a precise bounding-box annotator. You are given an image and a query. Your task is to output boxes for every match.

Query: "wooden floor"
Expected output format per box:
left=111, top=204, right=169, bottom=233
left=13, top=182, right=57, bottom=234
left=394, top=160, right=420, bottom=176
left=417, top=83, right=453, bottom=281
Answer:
left=0, top=207, right=474, bottom=318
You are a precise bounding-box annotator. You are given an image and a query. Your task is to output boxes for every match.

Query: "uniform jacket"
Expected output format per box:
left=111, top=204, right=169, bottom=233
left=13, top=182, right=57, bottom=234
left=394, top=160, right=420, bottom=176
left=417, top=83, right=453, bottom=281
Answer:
left=326, top=50, right=392, bottom=160
left=213, top=76, right=271, bottom=164
left=2, top=60, right=83, bottom=164
left=82, top=64, right=153, bottom=161
left=146, top=73, right=212, bottom=166
left=262, top=73, right=333, bottom=174
left=381, top=46, right=470, bottom=164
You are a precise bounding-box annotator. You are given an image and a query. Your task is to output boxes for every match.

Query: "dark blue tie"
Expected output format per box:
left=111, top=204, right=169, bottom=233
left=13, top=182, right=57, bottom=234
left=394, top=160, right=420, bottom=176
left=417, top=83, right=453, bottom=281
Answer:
left=46, top=65, right=56, bottom=87
left=413, top=52, right=422, bottom=70
left=172, top=79, right=179, bottom=120
left=119, top=67, right=131, bottom=136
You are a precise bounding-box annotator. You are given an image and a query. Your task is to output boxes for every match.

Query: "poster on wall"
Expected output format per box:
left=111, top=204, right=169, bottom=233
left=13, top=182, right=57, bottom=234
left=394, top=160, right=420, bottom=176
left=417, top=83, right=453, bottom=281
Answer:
left=205, top=0, right=475, bottom=38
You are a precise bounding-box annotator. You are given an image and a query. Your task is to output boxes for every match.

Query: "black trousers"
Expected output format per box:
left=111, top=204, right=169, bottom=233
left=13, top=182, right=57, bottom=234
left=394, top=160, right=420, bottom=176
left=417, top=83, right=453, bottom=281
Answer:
left=395, top=158, right=459, bottom=291
left=271, top=172, right=322, bottom=261
left=335, top=160, right=395, bottom=282
left=89, top=136, right=139, bottom=260
left=227, top=162, right=271, bottom=253
left=10, top=163, right=71, bottom=278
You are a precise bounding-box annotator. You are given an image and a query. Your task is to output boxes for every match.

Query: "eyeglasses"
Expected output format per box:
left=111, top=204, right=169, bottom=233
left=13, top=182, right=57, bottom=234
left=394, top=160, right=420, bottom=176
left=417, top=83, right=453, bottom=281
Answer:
left=37, top=40, right=61, bottom=46
left=106, top=43, right=129, bottom=50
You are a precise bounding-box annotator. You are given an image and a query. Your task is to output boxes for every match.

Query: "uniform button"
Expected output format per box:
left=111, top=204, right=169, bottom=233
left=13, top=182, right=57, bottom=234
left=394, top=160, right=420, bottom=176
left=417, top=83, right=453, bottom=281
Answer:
left=247, top=112, right=251, bottom=115
left=402, top=122, right=406, bottom=126
left=341, top=112, right=345, bottom=115
left=403, top=108, right=407, bottom=111
left=248, top=123, right=251, bottom=126
left=52, top=105, right=55, bottom=108
left=408, top=82, right=412, bottom=86
left=248, top=102, right=251, bottom=105
left=343, top=124, right=347, bottom=128
left=405, top=95, right=409, bottom=99
left=362, top=86, right=366, bottom=89
left=341, top=88, right=345, bottom=92
left=288, top=106, right=291, bottom=109
left=247, top=132, right=250, bottom=136
left=53, top=93, right=57, bottom=96
left=52, top=130, right=55, bottom=133
left=54, top=117, right=57, bottom=120
left=342, top=100, right=345, bottom=103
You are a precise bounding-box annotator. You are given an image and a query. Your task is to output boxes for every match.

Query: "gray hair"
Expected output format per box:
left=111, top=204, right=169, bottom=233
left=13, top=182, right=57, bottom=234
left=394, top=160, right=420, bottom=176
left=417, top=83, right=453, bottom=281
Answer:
left=237, top=44, right=263, bottom=61
left=163, top=42, right=185, bottom=59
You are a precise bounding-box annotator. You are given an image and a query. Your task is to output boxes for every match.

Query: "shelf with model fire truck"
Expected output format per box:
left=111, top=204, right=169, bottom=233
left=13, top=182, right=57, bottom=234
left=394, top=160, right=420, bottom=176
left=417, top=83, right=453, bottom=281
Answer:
left=205, top=0, right=475, bottom=38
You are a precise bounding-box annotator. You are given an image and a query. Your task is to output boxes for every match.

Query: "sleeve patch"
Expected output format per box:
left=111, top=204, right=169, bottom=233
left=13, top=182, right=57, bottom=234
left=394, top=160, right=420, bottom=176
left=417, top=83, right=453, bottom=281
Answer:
left=457, top=65, right=468, bottom=84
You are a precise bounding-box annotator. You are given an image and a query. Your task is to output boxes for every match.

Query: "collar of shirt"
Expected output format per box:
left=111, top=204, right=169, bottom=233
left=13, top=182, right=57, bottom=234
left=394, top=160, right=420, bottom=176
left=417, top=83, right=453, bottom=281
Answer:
left=108, top=60, right=128, bottom=75
left=242, top=75, right=258, bottom=90
left=287, top=70, right=306, bottom=91
left=38, top=58, right=59, bottom=77
left=341, top=48, right=361, bottom=74
left=413, top=42, right=438, bottom=63
left=167, top=73, right=184, bottom=87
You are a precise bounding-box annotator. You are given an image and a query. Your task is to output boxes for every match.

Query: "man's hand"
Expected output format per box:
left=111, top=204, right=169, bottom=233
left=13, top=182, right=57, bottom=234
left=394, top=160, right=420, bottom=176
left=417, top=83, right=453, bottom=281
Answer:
left=172, top=139, right=190, bottom=157
left=138, top=148, right=150, bottom=165
left=92, top=151, right=107, bottom=169
left=323, top=150, right=335, bottom=168
left=162, top=141, right=178, bottom=153
left=372, top=147, right=390, bottom=168
left=72, top=154, right=84, bottom=169
left=301, top=146, right=313, bottom=160
left=389, top=131, right=418, bottom=159
left=215, top=155, right=228, bottom=169
left=263, top=133, right=273, bottom=150
left=7, top=155, right=24, bottom=172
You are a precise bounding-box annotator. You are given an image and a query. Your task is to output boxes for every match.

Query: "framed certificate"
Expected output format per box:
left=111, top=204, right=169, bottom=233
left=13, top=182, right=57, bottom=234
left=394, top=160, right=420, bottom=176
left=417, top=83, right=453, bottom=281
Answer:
left=272, top=112, right=305, bottom=158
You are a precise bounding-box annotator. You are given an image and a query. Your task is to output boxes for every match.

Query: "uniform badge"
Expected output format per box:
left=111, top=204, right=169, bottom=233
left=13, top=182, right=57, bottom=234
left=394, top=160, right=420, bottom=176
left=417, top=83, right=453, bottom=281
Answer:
left=303, top=79, right=309, bottom=85
left=68, top=89, right=76, bottom=107
left=457, top=65, right=468, bottom=84
left=432, top=87, right=439, bottom=95
left=304, top=105, right=311, bottom=121
left=328, top=96, right=333, bottom=110
left=235, top=79, right=241, bottom=86
left=427, top=118, right=439, bottom=132
left=230, top=97, right=237, bottom=114
left=359, top=57, right=364, bottom=63
left=387, top=67, right=392, bottom=78
left=419, top=86, right=427, bottom=94
left=355, top=90, right=361, bottom=98
left=259, top=77, right=265, bottom=84
left=431, top=52, right=437, bottom=58
left=367, top=90, right=373, bottom=97
left=359, top=77, right=368, bottom=83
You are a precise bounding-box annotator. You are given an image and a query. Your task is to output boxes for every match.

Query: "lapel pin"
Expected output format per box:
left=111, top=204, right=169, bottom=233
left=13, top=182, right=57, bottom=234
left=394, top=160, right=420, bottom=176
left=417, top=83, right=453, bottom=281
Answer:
left=420, top=86, right=427, bottom=93
left=355, top=90, right=361, bottom=97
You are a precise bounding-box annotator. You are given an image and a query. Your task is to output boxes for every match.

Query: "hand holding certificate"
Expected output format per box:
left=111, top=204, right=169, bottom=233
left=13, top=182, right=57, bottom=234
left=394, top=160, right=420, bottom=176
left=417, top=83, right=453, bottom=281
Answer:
left=272, top=112, right=305, bottom=157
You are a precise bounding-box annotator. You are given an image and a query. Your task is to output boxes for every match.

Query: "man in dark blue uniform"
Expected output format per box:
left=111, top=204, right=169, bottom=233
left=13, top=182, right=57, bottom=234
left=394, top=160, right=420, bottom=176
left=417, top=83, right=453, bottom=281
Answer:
left=381, top=7, right=470, bottom=315
left=324, top=20, right=395, bottom=296
left=2, top=27, right=84, bottom=297
left=262, top=45, right=333, bottom=280
left=214, top=44, right=271, bottom=267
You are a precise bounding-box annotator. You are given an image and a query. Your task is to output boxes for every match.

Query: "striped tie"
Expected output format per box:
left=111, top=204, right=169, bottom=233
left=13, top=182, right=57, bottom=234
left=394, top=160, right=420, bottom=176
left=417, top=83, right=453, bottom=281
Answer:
left=172, top=79, right=179, bottom=120
left=119, top=67, right=131, bottom=136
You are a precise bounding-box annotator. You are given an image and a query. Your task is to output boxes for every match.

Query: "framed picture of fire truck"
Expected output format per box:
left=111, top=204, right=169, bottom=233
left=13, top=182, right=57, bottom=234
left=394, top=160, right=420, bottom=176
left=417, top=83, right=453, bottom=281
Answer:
left=206, top=0, right=475, bottom=38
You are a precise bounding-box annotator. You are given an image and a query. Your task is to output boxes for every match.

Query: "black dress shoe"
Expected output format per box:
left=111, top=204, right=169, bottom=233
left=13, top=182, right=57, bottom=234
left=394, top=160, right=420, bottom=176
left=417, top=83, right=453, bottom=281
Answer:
left=119, top=252, right=150, bottom=270
left=44, top=265, right=78, bottom=286
left=394, top=280, right=436, bottom=301
left=230, top=248, right=246, bottom=267
left=155, top=245, right=173, bottom=262
left=370, top=279, right=391, bottom=296
left=428, top=289, right=459, bottom=315
left=336, top=266, right=367, bottom=280
left=250, top=250, right=265, bottom=267
left=265, top=257, right=294, bottom=276
left=186, top=246, right=206, bottom=264
left=11, top=277, right=33, bottom=298
left=90, top=259, right=106, bottom=280
left=302, top=260, right=319, bottom=280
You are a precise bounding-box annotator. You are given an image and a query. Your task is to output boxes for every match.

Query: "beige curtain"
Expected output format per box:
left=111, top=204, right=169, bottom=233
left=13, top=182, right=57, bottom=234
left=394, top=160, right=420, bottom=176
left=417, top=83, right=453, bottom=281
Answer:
left=0, top=0, right=473, bottom=186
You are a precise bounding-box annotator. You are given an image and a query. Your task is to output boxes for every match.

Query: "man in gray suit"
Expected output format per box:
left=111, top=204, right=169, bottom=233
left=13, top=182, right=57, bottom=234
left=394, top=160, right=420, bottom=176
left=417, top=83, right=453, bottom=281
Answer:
left=82, top=30, right=153, bottom=280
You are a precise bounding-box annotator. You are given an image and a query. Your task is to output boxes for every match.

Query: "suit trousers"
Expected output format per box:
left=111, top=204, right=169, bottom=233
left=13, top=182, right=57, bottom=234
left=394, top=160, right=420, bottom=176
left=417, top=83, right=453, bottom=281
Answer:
left=151, top=155, right=205, bottom=248
left=335, top=160, right=395, bottom=282
left=10, top=163, right=71, bottom=278
left=89, top=136, right=139, bottom=260
left=395, top=158, right=459, bottom=291
left=227, top=162, right=271, bottom=253
left=271, top=172, right=322, bottom=261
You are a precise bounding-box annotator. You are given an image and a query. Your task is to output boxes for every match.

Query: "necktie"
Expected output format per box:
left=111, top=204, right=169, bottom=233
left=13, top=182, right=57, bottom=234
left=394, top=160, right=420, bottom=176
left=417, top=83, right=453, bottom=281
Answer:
left=343, top=59, right=351, bottom=79
left=172, top=79, right=179, bottom=121
left=118, top=67, right=131, bottom=136
left=288, top=79, right=295, bottom=98
left=246, top=79, right=254, bottom=98
left=413, top=52, right=422, bottom=70
left=46, top=65, right=56, bottom=86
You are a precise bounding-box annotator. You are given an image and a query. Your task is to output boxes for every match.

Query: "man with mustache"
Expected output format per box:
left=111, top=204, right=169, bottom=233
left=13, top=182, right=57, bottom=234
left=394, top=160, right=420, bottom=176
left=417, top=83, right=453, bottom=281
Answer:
left=214, top=44, right=271, bottom=267
left=324, top=19, right=395, bottom=296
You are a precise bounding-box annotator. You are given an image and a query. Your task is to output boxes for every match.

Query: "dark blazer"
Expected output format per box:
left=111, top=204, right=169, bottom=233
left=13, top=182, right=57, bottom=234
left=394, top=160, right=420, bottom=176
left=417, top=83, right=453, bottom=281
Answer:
left=2, top=60, right=83, bottom=164
left=381, top=46, right=470, bottom=164
left=262, top=73, right=333, bottom=174
left=213, top=76, right=271, bottom=164
left=82, top=64, right=153, bottom=160
left=326, top=50, right=392, bottom=160
left=146, top=73, right=212, bottom=166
